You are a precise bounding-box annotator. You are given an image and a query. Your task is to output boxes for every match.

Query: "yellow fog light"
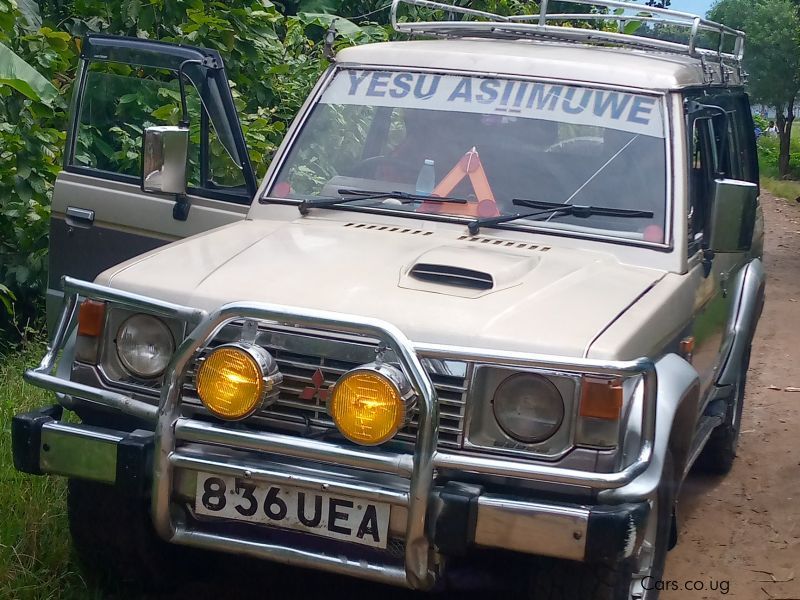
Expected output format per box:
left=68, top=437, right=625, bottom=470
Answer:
left=329, top=363, right=414, bottom=446
left=196, top=344, right=281, bottom=420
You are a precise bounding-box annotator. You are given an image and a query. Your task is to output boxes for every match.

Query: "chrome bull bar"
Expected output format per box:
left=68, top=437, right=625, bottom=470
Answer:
left=26, top=276, right=658, bottom=590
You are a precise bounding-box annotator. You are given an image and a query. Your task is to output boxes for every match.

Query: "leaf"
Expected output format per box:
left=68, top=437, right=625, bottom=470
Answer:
left=296, top=0, right=340, bottom=14
left=0, top=283, right=15, bottom=315
left=623, top=20, right=642, bottom=35
left=15, top=0, right=42, bottom=32
left=0, top=42, right=58, bottom=105
left=298, top=13, right=362, bottom=36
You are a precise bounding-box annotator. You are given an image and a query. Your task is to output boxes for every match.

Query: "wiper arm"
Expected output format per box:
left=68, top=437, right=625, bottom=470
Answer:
left=467, top=199, right=654, bottom=235
left=299, top=188, right=466, bottom=215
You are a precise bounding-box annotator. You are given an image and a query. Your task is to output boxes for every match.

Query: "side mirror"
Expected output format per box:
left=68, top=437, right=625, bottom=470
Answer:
left=707, top=179, right=758, bottom=253
left=141, top=125, right=189, bottom=195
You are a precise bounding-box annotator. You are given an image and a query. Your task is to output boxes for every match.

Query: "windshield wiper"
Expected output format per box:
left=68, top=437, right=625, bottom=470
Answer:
left=467, top=199, right=654, bottom=235
left=299, top=188, right=466, bottom=215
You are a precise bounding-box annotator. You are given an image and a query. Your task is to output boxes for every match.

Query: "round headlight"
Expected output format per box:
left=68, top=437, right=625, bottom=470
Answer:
left=492, top=373, right=564, bottom=443
left=196, top=344, right=278, bottom=420
left=329, top=364, right=413, bottom=446
left=116, top=314, right=174, bottom=378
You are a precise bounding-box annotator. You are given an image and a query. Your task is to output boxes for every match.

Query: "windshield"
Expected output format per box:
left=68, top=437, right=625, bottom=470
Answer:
left=266, top=69, right=668, bottom=243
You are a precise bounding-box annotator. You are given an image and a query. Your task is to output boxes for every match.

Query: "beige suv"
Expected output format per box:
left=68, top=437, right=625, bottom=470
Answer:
left=12, top=1, right=764, bottom=598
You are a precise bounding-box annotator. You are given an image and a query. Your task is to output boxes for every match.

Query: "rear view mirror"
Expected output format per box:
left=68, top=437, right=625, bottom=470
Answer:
left=708, top=179, right=758, bottom=253
left=141, top=125, right=189, bottom=195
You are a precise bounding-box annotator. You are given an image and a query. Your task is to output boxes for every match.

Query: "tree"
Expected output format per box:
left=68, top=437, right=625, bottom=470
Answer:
left=710, top=0, right=800, bottom=178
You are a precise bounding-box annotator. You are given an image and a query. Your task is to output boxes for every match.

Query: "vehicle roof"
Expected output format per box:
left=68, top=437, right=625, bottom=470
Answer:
left=336, top=39, right=741, bottom=91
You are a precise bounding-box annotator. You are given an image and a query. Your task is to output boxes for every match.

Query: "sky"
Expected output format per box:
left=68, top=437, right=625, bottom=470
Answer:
left=665, top=0, right=716, bottom=17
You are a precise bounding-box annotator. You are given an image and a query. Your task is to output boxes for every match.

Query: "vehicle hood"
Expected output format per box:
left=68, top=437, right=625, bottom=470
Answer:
left=97, top=218, right=665, bottom=357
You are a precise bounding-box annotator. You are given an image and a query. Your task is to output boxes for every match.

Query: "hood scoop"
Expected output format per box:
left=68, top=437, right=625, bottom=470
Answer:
left=409, top=263, right=494, bottom=290
left=400, top=245, right=541, bottom=298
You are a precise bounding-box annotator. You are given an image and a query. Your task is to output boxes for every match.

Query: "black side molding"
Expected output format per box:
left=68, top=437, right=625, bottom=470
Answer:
left=585, top=501, right=650, bottom=564
left=11, top=405, right=62, bottom=474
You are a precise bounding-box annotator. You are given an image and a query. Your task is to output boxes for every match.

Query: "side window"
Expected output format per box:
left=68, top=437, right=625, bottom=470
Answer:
left=689, top=118, right=716, bottom=251
left=711, top=110, right=740, bottom=179
left=72, top=61, right=246, bottom=194
left=731, top=94, right=759, bottom=184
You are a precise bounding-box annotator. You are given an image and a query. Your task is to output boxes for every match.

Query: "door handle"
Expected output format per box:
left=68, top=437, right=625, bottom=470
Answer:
left=65, top=206, right=95, bottom=228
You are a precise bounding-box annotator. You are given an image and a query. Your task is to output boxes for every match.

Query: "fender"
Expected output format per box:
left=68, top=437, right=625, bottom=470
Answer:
left=598, top=353, right=700, bottom=504
left=716, top=258, right=765, bottom=387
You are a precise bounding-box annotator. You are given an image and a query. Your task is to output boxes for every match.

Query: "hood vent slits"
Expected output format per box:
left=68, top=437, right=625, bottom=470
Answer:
left=409, top=263, right=494, bottom=290
left=458, top=235, right=550, bottom=252
left=345, top=222, right=433, bottom=236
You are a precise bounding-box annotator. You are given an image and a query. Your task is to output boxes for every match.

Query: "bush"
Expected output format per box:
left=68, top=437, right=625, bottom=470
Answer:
left=0, top=0, right=387, bottom=340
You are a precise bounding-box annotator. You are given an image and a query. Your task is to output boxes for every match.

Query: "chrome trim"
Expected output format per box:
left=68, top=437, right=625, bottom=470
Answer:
left=170, top=450, right=410, bottom=505
left=39, top=421, right=123, bottom=483
left=151, top=301, right=439, bottom=590
left=170, top=526, right=409, bottom=587
left=28, top=278, right=659, bottom=590
left=474, top=495, right=588, bottom=561
left=391, top=0, right=745, bottom=64
left=175, top=419, right=414, bottom=477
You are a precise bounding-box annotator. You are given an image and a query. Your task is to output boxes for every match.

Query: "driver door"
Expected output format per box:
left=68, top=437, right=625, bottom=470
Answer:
left=47, top=35, right=257, bottom=329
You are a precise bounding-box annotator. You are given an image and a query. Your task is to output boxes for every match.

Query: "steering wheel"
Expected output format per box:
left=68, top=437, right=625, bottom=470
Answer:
left=351, top=155, right=421, bottom=180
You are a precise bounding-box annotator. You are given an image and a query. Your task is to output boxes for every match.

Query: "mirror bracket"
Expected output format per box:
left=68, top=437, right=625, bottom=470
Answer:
left=173, top=194, right=191, bottom=221
left=701, top=248, right=714, bottom=278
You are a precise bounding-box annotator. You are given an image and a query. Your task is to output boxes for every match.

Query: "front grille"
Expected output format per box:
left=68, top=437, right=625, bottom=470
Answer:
left=184, top=324, right=470, bottom=448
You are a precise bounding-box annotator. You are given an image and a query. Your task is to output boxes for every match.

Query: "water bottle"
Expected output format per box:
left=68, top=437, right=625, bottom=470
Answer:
left=415, top=159, right=436, bottom=196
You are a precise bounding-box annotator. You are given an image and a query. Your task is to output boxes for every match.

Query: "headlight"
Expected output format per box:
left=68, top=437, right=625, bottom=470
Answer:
left=116, top=314, right=175, bottom=378
left=329, top=363, right=414, bottom=446
left=196, top=344, right=281, bottom=420
left=492, top=373, right=564, bottom=443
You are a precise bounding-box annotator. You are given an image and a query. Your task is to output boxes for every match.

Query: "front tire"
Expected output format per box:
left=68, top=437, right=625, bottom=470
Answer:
left=67, top=479, right=206, bottom=593
left=527, top=455, right=675, bottom=600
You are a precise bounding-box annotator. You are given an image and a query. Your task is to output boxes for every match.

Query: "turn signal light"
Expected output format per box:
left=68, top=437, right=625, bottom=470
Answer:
left=579, top=377, right=623, bottom=421
left=75, top=299, right=106, bottom=364
left=329, top=364, right=413, bottom=446
left=77, top=299, right=106, bottom=337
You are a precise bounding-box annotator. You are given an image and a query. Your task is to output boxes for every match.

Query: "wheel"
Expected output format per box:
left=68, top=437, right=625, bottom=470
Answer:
left=526, top=455, right=675, bottom=600
left=67, top=479, right=210, bottom=594
left=695, top=346, right=751, bottom=475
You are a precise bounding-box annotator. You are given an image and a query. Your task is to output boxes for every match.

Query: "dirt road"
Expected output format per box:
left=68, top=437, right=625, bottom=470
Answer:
left=662, top=192, right=800, bottom=600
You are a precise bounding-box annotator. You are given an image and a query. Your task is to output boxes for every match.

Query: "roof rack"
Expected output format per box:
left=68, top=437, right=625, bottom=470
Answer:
left=390, top=0, right=745, bottom=66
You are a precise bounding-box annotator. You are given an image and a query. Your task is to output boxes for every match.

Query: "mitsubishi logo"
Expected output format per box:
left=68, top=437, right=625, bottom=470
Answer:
left=300, top=368, right=330, bottom=402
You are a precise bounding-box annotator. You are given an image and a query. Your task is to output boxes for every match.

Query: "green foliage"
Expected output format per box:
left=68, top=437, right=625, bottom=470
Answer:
left=710, top=0, right=800, bottom=177
left=752, top=112, right=769, bottom=131
left=0, top=0, right=387, bottom=340
left=0, top=0, right=74, bottom=336
left=757, top=122, right=800, bottom=178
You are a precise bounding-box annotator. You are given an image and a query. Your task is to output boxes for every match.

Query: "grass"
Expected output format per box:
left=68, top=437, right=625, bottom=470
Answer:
left=761, top=176, right=800, bottom=202
left=0, top=343, right=98, bottom=600
left=757, top=122, right=800, bottom=201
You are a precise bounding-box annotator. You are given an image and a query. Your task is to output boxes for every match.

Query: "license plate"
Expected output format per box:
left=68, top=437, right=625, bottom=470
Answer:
left=194, top=473, right=390, bottom=549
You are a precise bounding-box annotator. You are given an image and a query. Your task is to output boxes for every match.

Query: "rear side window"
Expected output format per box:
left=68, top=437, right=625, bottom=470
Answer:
left=72, top=61, right=247, bottom=195
left=692, top=91, right=758, bottom=184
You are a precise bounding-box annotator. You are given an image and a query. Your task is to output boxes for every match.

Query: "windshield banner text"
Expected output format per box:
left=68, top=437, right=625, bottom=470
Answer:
left=322, top=70, right=664, bottom=138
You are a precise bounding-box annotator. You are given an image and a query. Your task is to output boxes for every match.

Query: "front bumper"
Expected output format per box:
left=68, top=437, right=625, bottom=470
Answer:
left=13, top=407, right=650, bottom=576
left=18, top=276, right=658, bottom=590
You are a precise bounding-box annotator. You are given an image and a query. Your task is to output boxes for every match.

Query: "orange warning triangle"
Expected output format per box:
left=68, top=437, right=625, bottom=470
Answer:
left=418, top=147, right=500, bottom=218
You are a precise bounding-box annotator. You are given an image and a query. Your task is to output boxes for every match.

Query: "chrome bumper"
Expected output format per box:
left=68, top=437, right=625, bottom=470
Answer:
left=13, top=410, right=650, bottom=579
left=21, top=277, right=658, bottom=590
